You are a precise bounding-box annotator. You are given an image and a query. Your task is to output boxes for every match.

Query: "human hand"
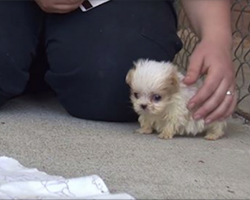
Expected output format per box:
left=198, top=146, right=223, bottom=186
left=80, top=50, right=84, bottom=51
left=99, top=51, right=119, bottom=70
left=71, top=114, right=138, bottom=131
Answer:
left=183, top=39, right=237, bottom=124
left=35, top=0, right=84, bottom=14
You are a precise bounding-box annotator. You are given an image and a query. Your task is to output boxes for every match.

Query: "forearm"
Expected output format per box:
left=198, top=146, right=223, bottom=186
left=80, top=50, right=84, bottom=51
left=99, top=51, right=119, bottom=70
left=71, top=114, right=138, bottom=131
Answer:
left=181, top=0, right=232, bottom=48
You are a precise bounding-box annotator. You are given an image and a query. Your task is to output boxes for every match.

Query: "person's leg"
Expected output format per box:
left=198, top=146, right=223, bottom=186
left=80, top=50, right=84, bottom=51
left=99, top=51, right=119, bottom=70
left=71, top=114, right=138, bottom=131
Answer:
left=0, top=1, right=44, bottom=106
left=44, top=0, right=183, bottom=122
left=25, top=40, right=51, bottom=94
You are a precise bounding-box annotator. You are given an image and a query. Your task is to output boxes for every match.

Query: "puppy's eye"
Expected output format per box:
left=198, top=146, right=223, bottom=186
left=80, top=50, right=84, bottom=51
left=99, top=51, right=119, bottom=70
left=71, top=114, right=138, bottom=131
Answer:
left=134, top=92, right=139, bottom=99
left=152, top=94, right=161, bottom=102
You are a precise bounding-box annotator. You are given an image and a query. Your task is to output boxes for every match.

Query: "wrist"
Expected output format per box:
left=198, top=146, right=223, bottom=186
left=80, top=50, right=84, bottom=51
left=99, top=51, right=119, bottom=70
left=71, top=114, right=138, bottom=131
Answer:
left=200, top=32, right=233, bottom=51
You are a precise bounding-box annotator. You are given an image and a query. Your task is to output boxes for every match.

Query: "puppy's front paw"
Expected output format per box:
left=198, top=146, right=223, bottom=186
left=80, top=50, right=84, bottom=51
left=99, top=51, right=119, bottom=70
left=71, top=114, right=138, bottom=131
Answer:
left=158, top=131, right=174, bottom=140
left=135, top=127, right=153, bottom=134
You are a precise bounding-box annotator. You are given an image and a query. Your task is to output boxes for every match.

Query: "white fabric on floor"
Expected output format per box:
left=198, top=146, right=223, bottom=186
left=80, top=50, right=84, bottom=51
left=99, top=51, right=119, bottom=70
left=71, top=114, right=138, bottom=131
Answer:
left=0, top=156, right=134, bottom=199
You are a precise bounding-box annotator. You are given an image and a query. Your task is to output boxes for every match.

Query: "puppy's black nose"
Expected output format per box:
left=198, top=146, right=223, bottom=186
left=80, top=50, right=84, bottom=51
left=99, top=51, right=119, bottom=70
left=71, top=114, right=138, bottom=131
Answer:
left=140, top=104, right=147, bottom=110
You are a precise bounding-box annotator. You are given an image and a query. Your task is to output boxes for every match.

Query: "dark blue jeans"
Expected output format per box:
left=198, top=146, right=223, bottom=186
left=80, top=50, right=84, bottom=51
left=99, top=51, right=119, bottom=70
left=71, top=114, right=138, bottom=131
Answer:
left=0, top=0, right=182, bottom=122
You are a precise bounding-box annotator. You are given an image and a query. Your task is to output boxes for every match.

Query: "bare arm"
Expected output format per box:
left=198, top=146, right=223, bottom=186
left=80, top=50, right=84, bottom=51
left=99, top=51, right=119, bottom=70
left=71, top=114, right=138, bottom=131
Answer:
left=180, top=0, right=236, bottom=124
left=181, top=0, right=232, bottom=48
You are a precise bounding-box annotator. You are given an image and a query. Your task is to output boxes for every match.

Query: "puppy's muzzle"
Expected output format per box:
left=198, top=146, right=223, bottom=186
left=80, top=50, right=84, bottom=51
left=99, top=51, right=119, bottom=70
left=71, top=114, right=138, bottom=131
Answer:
left=140, top=104, right=147, bottom=110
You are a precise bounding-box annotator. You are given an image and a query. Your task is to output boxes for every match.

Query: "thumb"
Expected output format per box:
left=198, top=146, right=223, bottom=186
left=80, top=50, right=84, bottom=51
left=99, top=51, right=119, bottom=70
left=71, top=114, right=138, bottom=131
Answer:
left=183, top=51, right=203, bottom=85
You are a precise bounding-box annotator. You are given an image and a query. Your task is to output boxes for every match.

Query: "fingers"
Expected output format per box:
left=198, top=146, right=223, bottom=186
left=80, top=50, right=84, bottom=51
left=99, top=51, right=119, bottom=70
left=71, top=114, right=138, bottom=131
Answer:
left=51, top=3, right=82, bottom=13
left=204, top=91, right=237, bottom=124
left=204, top=94, right=233, bottom=124
left=183, top=49, right=203, bottom=85
left=36, top=0, right=83, bottom=13
left=222, top=92, right=238, bottom=119
left=188, top=68, right=223, bottom=111
left=55, top=0, right=83, bottom=5
left=192, top=78, right=230, bottom=120
left=193, top=81, right=237, bottom=124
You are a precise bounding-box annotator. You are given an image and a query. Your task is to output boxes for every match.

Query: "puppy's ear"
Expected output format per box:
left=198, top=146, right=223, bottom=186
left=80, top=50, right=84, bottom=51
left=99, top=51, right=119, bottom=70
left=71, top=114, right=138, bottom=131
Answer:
left=171, top=69, right=179, bottom=86
left=165, top=68, right=179, bottom=94
left=170, top=68, right=179, bottom=93
left=126, top=68, right=135, bottom=86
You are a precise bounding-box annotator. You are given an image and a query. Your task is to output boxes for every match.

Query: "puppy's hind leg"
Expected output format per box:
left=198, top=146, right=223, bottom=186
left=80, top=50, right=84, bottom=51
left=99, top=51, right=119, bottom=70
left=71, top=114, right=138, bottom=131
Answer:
left=204, top=121, right=226, bottom=140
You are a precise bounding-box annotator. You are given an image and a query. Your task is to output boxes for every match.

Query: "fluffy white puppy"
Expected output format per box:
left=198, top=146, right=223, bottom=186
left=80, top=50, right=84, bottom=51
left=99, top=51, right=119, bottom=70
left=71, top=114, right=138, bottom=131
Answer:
left=126, top=59, right=226, bottom=140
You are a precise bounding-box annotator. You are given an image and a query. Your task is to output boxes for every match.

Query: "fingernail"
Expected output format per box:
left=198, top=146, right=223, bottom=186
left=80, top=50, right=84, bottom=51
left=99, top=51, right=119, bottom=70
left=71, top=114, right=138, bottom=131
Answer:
left=188, top=103, right=195, bottom=110
left=205, top=119, right=211, bottom=125
left=194, top=114, right=202, bottom=120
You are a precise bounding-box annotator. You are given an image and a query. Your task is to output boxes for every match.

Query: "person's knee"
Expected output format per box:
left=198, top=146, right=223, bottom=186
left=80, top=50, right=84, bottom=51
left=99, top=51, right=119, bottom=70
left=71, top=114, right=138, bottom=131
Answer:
left=0, top=1, right=44, bottom=106
left=45, top=65, right=137, bottom=122
left=0, top=54, right=31, bottom=105
left=63, top=95, right=138, bottom=122
left=0, top=39, right=41, bottom=105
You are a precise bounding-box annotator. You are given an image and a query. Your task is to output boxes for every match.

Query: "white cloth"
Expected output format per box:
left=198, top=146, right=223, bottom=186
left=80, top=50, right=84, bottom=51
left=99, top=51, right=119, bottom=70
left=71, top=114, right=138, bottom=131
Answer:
left=0, top=156, right=134, bottom=199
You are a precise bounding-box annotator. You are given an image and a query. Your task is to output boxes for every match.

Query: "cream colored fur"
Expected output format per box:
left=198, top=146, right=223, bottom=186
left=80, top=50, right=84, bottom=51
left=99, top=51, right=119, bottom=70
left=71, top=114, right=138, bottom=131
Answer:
left=126, top=59, right=226, bottom=140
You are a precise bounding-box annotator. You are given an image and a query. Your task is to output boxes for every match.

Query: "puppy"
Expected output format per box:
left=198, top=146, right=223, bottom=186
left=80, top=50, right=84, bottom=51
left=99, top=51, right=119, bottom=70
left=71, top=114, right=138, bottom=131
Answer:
left=126, top=59, right=226, bottom=140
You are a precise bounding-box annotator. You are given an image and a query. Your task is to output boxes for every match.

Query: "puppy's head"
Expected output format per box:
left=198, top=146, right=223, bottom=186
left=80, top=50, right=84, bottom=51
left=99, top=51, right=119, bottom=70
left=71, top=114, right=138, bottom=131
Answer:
left=126, top=59, right=179, bottom=116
